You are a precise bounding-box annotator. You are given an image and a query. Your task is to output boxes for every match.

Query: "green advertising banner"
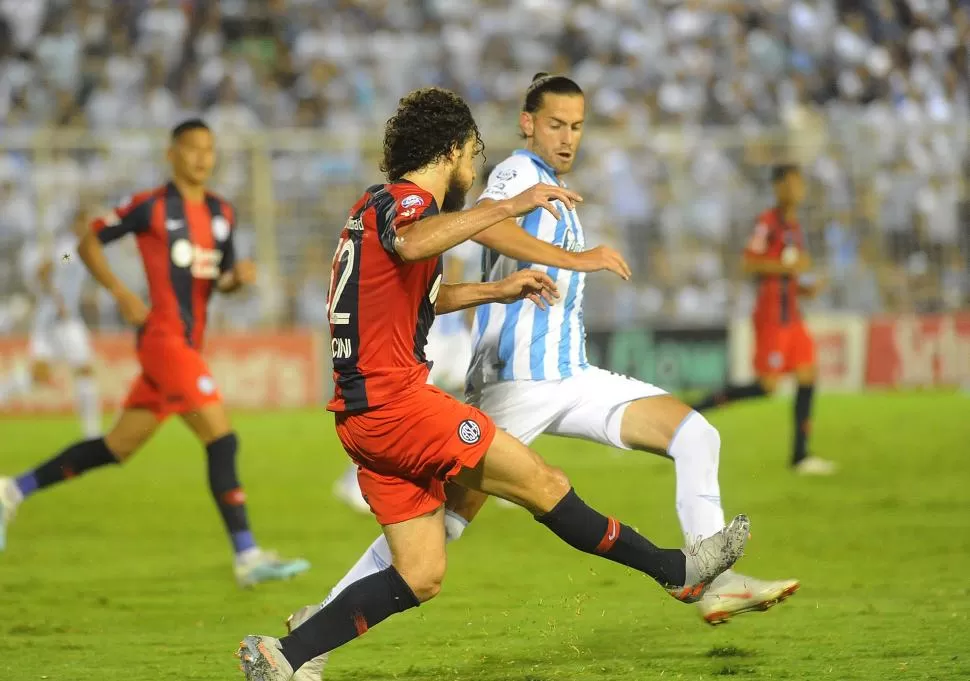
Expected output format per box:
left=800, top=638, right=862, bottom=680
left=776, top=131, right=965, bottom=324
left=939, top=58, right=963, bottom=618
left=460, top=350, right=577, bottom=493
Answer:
left=585, top=326, right=729, bottom=392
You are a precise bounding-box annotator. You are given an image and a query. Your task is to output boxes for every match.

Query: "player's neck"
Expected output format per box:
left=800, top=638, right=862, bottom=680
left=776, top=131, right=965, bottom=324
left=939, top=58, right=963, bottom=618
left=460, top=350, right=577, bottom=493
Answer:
left=400, top=171, right=448, bottom=210
left=171, top=176, right=206, bottom=203
left=776, top=203, right=797, bottom=223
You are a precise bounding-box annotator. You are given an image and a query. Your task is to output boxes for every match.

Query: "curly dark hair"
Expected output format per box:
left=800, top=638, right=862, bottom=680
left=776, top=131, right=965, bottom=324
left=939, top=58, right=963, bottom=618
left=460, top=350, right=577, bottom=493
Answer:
left=381, top=88, right=484, bottom=182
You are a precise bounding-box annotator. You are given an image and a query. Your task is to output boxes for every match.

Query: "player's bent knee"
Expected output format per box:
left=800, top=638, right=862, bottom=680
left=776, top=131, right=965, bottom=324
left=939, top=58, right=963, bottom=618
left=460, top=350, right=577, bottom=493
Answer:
left=528, top=464, right=571, bottom=515
left=395, top=560, right=446, bottom=603
left=669, top=412, right=721, bottom=467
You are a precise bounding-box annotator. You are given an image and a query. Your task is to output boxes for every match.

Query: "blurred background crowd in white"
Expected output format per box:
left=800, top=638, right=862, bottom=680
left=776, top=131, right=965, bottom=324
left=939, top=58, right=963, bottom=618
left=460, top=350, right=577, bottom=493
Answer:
left=0, top=0, right=967, bottom=331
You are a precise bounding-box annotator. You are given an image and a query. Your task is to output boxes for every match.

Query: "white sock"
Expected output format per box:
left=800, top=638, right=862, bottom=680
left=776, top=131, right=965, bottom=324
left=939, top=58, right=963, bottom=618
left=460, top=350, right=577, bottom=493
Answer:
left=321, top=509, right=468, bottom=607
left=340, top=462, right=359, bottom=487
left=73, top=375, right=102, bottom=438
left=667, top=411, right=726, bottom=543
left=0, top=366, right=32, bottom=404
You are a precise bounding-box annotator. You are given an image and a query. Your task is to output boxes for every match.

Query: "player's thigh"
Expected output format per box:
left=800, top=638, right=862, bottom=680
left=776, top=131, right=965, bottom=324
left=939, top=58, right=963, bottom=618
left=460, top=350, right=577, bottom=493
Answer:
left=381, top=505, right=447, bottom=602
left=28, top=328, right=54, bottom=381
left=180, top=401, right=232, bottom=444
left=56, top=319, right=94, bottom=369
left=469, top=378, right=567, bottom=447
left=452, top=428, right=570, bottom=515
left=548, top=368, right=670, bottom=452
left=104, top=408, right=162, bottom=460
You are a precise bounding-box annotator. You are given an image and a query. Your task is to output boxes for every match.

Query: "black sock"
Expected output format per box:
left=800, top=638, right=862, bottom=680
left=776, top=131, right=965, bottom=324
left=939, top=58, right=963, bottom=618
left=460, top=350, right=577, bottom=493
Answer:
left=205, top=433, right=255, bottom=554
left=691, top=382, right=766, bottom=412
left=535, top=488, right=686, bottom=588
left=792, top=384, right=815, bottom=465
left=15, top=438, right=118, bottom=498
left=279, top=566, right=419, bottom=671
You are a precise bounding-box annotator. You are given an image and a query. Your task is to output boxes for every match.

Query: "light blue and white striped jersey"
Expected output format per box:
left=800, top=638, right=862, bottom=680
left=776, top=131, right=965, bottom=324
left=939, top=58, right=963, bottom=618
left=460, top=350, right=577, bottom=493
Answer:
left=466, top=149, right=589, bottom=391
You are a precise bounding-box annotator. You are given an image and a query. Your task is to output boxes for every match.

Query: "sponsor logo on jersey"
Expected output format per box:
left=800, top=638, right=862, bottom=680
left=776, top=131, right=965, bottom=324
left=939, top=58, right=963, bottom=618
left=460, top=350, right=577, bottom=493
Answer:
left=401, top=194, right=424, bottom=209
left=211, top=215, right=230, bottom=242
left=170, top=239, right=224, bottom=279
left=458, top=419, right=482, bottom=445
left=166, top=219, right=184, bottom=232
left=496, top=168, right=517, bottom=181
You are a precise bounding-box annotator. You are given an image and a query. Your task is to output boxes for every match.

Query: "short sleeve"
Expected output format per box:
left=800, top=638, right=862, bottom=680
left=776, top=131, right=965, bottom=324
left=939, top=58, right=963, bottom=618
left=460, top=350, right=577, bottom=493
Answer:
left=92, top=192, right=154, bottom=244
left=477, top=156, right=540, bottom=203
left=374, top=188, right=438, bottom=254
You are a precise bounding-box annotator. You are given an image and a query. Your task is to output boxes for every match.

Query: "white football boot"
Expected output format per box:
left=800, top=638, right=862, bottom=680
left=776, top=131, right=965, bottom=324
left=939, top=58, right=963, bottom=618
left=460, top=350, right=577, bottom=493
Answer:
left=665, top=514, right=750, bottom=603
left=794, top=456, right=836, bottom=476
left=0, top=477, right=23, bottom=552
left=698, top=570, right=800, bottom=625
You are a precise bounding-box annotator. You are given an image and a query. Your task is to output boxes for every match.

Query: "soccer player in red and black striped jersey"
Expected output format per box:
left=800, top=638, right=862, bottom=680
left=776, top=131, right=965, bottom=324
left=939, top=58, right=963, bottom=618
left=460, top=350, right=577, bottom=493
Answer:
left=237, top=88, right=750, bottom=680
left=0, top=119, right=310, bottom=586
left=691, top=165, right=835, bottom=475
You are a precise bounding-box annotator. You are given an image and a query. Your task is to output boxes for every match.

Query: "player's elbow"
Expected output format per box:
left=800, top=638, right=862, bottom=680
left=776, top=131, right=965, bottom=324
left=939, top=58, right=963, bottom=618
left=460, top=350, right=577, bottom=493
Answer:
left=394, top=237, right=427, bottom=263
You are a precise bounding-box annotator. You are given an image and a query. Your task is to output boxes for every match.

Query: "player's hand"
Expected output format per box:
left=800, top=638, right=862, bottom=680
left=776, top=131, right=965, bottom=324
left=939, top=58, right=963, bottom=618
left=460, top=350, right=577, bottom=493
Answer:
left=116, top=288, right=149, bottom=327
left=233, top=260, right=257, bottom=286
left=573, top=245, right=632, bottom=280
left=494, top=270, right=560, bottom=310
left=505, top=183, right=583, bottom=220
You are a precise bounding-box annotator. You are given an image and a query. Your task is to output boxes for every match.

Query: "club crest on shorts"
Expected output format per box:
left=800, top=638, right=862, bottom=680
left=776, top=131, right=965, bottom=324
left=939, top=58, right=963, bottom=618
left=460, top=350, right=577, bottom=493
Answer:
left=768, top=351, right=784, bottom=369
left=458, top=419, right=481, bottom=445
left=197, top=375, right=216, bottom=395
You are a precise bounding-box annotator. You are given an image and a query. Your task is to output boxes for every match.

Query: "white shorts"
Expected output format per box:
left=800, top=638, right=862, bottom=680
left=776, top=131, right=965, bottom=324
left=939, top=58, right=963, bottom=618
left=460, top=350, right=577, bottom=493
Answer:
left=28, top=319, right=93, bottom=368
left=426, top=327, right=473, bottom=394
left=467, top=366, right=667, bottom=450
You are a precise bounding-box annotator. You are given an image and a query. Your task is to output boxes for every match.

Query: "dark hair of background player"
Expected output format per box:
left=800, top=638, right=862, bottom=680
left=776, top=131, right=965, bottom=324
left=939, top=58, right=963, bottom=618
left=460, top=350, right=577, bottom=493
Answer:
left=171, top=118, right=211, bottom=140
left=381, top=88, right=484, bottom=182
left=522, top=72, right=584, bottom=113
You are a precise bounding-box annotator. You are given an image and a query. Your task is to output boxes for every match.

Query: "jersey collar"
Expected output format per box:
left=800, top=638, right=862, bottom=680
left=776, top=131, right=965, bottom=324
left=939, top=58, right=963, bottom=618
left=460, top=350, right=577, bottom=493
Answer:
left=513, top=149, right=557, bottom=177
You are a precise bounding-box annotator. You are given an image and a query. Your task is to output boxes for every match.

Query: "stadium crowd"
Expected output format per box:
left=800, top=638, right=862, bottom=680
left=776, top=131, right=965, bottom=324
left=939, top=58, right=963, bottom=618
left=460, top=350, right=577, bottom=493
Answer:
left=0, top=0, right=967, bottom=330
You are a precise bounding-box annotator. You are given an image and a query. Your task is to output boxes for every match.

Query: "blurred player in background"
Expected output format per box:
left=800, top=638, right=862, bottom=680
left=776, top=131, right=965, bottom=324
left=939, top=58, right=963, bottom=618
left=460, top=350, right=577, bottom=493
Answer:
left=239, top=86, right=748, bottom=681
left=0, top=210, right=101, bottom=437
left=691, top=165, right=835, bottom=476
left=291, top=75, right=793, bottom=653
left=0, top=119, right=309, bottom=586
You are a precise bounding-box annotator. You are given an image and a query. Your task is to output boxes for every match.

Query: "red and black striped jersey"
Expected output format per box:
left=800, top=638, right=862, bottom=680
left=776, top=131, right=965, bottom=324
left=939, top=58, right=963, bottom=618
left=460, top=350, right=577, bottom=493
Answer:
left=91, top=182, right=236, bottom=349
left=745, top=207, right=804, bottom=327
left=327, top=181, right=442, bottom=412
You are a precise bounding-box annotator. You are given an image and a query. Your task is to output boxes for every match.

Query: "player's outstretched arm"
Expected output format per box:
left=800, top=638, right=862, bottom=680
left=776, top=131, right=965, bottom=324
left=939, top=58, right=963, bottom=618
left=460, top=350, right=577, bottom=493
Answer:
left=435, top=270, right=559, bottom=315
left=472, top=204, right=631, bottom=280
left=394, top=184, right=581, bottom=262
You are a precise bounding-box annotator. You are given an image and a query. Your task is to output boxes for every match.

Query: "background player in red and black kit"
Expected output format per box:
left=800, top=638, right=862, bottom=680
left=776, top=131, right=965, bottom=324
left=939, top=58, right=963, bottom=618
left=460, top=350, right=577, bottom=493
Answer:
left=0, top=120, right=310, bottom=586
left=238, top=88, right=751, bottom=681
left=691, top=165, right=835, bottom=475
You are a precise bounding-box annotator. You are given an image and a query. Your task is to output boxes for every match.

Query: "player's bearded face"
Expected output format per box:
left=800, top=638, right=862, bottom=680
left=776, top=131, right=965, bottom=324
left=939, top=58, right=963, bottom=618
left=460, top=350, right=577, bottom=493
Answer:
left=441, top=138, right=478, bottom=213
left=528, top=94, right=585, bottom=175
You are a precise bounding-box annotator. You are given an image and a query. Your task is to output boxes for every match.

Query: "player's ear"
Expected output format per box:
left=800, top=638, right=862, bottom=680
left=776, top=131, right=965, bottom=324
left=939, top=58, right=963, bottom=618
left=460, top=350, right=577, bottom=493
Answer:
left=519, top=111, right=534, bottom=139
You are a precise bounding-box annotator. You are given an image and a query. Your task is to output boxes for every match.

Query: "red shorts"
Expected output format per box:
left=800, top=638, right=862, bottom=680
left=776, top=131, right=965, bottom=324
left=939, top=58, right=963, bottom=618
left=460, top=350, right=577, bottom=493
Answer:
left=334, top=384, right=496, bottom=525
left=753, top=322, right=815, bottom=375
left=123, top=337, right=222, bottom=420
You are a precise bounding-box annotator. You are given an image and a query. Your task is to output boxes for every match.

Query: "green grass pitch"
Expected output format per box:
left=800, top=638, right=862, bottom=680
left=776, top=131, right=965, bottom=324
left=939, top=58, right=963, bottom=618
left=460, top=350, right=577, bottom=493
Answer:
left=1, top=393, right=968, bottom=680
